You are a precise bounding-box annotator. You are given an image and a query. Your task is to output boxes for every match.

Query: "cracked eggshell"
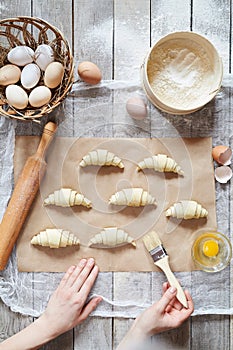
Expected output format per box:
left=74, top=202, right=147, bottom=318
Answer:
left=0, top=64, right=21, bottom=86
left=7, top=46, right=34, bottom=66
left=126, top=97, right=147, bottom=120
left=34, top=44, right=54, bottom=71
left=212, top=145, right=232, bottom=165
left=29, top=86, right=52, bottom=108
left=44, top=61, right=64, bottom=88
left=21, top=63, right=41, bottom=89
left=215, top=166, right=232, bottom=183
left=5, top=84, right=28, bottom=109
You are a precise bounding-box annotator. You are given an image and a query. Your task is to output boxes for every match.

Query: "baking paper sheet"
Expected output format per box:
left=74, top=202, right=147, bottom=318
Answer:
left=15, top=136, right=217, bottom=272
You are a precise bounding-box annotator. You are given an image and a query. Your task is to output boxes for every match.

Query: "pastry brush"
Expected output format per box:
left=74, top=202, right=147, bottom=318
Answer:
left=143, top=230, right=188, bottom=308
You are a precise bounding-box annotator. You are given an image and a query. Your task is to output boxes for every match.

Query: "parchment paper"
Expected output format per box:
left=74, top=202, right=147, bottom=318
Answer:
left=15, top=136, right=217, bottom=272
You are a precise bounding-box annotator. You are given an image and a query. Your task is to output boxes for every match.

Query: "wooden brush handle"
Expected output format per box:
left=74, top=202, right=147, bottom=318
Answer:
left=155, top=256, right=188, bottom=308
left=0, top=122, right=57, bottom=270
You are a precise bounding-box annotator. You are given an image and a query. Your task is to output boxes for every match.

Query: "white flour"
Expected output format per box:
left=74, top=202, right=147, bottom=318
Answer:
left=147, top=39, right=216, bottom=110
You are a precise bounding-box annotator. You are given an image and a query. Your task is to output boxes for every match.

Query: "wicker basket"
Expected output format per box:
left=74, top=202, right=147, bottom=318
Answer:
left=0, top=16, right=74, bottom=121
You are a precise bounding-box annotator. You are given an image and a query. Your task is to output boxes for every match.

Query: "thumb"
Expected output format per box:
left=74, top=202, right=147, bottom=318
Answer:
left=157, top=286, right=177, bottom=312
left=78, top=297, right=102, bottom=323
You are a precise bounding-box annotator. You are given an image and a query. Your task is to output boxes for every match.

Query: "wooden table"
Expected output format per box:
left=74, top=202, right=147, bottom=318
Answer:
left=0, top=1, right=232, bottom=349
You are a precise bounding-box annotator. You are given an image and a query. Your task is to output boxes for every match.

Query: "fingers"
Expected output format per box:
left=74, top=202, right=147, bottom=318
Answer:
left=162, top=282, right=175, bottom=312
left=162, top=282, right=169, bottom=293
left=78, top=297, right=102, bottom=323
left=78, top=264, right=99, bottom=297
left=162, top=282, right=188, bottom=312
left=63, top=259, right=88, bottom=288
left=59, top=265, right=76, bottom=289
left=157, top=286, right=177, bottom=313
left=58, top=258, right=99, bottom=294
left=183, top=289, right=194, bottom=314
left=72, top=258, right=96, bottom=292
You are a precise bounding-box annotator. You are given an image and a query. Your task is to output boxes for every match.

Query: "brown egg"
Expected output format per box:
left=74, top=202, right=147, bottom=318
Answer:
left=212, top=145, right=232, bottom=165
left=44, top=62, right=64, bottom=89
left=78, top=61, right=102, bottom=85
left=0, top=64, right=21, bottom=86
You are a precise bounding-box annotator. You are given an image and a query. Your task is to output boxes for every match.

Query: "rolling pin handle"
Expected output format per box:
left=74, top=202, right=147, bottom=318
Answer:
left=36, top=122, right=57, bottom=159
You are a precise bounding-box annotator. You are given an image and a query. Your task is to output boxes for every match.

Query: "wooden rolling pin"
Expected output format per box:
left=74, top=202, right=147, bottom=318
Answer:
left=0, top=122, right=57, bottom=270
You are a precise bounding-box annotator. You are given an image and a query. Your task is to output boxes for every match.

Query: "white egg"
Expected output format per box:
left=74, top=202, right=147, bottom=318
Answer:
left=21, top=63, right=41, bottom=89
left=34, top=44, right=54, bottom=71
left=29, top=86, right=52, bottom=107
left=44, top=62, right=64, bottom=88
left=126, top=97, right=147, bottom=120
left=0, top=64, right=21, bottom=86
left=5, top=85, right=28, bottom=109
left=7, top=46, right=34, bottom=66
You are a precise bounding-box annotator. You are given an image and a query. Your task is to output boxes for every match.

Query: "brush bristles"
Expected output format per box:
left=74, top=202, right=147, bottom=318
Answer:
left=143, top=231, right=162, bottom=252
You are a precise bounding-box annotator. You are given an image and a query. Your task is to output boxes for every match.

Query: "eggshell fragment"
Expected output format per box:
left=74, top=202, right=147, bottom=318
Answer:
left=78, top=61, right=102, bottom=85
left=215, top=166, right=232, bottom=183
left=21, top=63, right=41, bottom=89
left=126, top=97, right=147, bottom=120
left=5, top=84, right=28, bottom=109
left=29, top=86, right=52, bottom=107
left=0, top=64, right=21, bottom=86
left=7, top=46, right=34, bottom=66
left=212, top=145, right=232, bottom=165
left=34, top=44, right=54, bottom=71
left=44, top=61, right=64, bottom=88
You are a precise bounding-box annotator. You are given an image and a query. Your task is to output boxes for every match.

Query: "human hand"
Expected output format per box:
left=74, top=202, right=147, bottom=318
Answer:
left=132, top=282, right=194, bottom=337
left=117, top=282, right=194, bottom=349
left=38, top=258, right=102, bottom=338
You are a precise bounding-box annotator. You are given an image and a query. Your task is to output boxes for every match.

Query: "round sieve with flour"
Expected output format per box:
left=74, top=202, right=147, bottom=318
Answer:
left=141, top=31, right=223, bottom=115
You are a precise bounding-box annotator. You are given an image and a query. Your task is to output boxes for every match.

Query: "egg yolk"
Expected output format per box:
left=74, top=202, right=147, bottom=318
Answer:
left=202, top=240, right=219, bottom=257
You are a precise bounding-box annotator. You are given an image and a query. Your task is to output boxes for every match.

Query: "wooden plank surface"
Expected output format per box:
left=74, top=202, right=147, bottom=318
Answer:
left=0, top=1, right=233, bottom=349
left=72, top=1, right=114, bottom=349
left=0, top=0, right=35, bottom=344
left=191, top=2, right=231, bottom=350
left=150, top=1, right=191, bottom=348
left=113, top=1, right=151, bottom=348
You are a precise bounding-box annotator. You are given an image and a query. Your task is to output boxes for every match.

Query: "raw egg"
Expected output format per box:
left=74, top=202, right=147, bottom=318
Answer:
left=44, top=61, right=64, bottom=88
left=5, top=84, right=28, bottom=109
left=29, top=86, right=52, bottom=108
left=78, top=61, right=102, bottom=85
left=212, top=145, right=232, bottom=165
left=7, top=45, right=34, bottom=66
left=202, top=240, right=219, bottom=257
left=126, top=97, right=147, bottom=120
left=0, top=64, right=21, bottom=86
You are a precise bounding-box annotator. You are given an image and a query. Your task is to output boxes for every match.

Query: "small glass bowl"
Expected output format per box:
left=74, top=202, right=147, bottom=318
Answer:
left=192, top=231, right=232, bottom=273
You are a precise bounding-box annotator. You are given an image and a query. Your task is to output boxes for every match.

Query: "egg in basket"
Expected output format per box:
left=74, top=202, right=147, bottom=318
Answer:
left=0, top=16, right=74, bottom=121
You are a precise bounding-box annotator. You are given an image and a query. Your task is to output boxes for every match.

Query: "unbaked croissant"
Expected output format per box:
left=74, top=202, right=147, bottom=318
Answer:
left=43, top=188, right=92, bottom=208
left=79, top=149, right=124, bottom=168
left=166, top=200, right=208, bottom=219
left=88, top=227, right=136, bottom=248
left=31, top=228, right=80, bottom=248
left=109, top=188, right=156, bottom=207
left=137, top=154, right=184, bottom=175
